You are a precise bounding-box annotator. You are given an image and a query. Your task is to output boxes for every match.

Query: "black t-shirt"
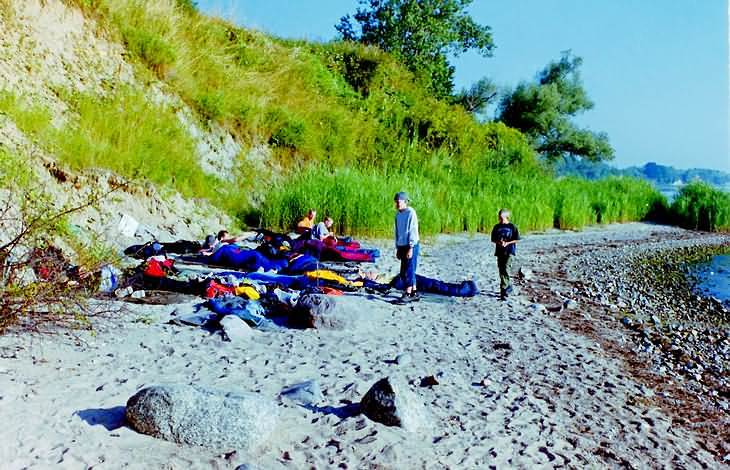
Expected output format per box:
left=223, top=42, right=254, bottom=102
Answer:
left=491, top=223, right=520, bottom=256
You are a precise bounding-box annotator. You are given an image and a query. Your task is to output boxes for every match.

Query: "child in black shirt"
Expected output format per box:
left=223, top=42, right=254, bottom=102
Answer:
left=491, top=209, right=520, bottom=300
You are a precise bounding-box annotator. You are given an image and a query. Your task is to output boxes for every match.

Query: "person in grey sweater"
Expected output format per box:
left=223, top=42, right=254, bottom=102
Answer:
left=311, top=216, right=334, bottom=241
left=394, top=192, right=420, bottom=301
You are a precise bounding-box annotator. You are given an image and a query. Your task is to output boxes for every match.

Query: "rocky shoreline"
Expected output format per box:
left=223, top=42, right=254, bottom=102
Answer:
left=524, top=229, right=730, bottom=461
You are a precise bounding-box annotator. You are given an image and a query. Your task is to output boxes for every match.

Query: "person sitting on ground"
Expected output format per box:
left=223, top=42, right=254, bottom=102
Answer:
left=311, top=216, right=334, bottom=241
left=394, top=192, right=420, bottom=302
left=296, top=209, right=317, bottom=235
left=491, top=208, right=520, bottom=300
left=200, top=229, right=247, bottom=255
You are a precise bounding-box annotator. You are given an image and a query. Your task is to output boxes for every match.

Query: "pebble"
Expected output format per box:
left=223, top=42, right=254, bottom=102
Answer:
left=529, top=303, right=547, bottom=314
left=395, top=353, right=411, bottom=366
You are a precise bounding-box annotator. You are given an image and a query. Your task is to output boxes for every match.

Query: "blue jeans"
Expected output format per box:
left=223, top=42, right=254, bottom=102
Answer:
left=397, top=243, right=419, bottom=289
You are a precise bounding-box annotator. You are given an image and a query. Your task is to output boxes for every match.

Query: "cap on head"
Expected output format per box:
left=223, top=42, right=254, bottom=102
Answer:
left=394, top=191, right=409, bottom=202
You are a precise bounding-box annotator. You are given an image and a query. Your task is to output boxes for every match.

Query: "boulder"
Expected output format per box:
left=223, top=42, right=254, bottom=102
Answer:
left=294, top=294, right=359, bottom=330
left=360, top=377, right=427, bottom=431
left=125, top=385, right=278, bottom=451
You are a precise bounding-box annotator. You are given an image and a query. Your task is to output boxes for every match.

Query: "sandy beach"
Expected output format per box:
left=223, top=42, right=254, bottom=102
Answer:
left=0, top=223, right=728, bottom=469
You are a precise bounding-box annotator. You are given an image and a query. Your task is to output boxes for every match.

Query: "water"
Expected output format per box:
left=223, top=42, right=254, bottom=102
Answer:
left=691, top=254, right=730, bottom=306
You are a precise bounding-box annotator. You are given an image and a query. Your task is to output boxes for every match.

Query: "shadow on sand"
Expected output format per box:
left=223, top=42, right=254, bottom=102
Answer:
left=75, top=406, right=127, bottom=431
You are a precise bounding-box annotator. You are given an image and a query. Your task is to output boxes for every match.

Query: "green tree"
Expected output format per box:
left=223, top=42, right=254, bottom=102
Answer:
left=336, top=0, right=494, bottom=98
left=453, top=76, right=498, bottom=116
left=498, top=52, right=614, bottom=162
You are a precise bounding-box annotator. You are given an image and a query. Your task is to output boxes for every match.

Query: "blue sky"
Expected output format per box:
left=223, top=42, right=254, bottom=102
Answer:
left=198, top=0, right=729, bottom=172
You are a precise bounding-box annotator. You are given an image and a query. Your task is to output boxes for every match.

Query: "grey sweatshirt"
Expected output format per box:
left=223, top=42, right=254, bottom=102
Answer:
left=394, top=207, right=419, bottom=247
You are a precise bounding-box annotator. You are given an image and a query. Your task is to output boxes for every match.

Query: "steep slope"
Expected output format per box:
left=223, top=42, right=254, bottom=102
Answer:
left=0, top=0, right=238, bottom=246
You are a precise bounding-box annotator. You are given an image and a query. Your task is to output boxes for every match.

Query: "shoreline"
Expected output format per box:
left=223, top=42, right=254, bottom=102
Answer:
left=519, top=226, right=730, bottom=461
left=1, top=223, right=729, bottom=468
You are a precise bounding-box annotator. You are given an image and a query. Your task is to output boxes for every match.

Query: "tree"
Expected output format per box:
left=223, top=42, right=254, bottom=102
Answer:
left=453, top=76, right=498, bottom=116
left=336, top=0, right=495, bottom=98
left=498, top=52, right=614, bottom=162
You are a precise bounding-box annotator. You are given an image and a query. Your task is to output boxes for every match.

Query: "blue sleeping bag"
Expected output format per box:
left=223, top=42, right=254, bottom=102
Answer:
left=208, top=245, right=287, bottom=272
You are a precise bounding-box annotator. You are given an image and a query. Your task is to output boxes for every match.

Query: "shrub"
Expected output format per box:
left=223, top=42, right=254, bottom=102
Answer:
left=0, top=150, right=112, bottom=331
left=670, top=182, right=730, bottom=232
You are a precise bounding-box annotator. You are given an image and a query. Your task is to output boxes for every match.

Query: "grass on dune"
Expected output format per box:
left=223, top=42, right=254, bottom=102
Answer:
left=0, top=87, right=240, bottom=209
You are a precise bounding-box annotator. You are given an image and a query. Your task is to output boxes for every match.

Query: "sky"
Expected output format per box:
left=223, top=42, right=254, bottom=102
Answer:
left=197, top=0, right=730, bottom=172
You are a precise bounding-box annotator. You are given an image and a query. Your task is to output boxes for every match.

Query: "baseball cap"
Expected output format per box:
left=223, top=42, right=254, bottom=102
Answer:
left=394, top=191, right=409, bottom=201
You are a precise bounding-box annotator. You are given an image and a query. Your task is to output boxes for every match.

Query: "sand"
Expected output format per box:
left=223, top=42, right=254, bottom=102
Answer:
left=0, top=223, right=726, bottom=469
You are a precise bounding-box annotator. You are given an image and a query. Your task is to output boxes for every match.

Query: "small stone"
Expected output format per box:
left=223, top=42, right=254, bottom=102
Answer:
left=564, top=299, right=578, bottom=310
left=395, top=354, right=411, bottom=365
left=130, top=290, right=146, bottom=299
left=529, top=303, right=547, bottom=314
left=419, top=376, right=439, bottom=387
left=360, top=377, right=427, bottom=431
left=518, top=267, right=534, bottom=281
left=640, top=385, right=655, bottom=398
left=479, top=378, right=492, bottom=387
left=279, top=380, right=324, bottom=405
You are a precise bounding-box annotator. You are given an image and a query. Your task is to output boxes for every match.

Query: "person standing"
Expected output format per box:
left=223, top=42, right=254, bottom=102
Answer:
left=491, top=208, right=520, bottom=300
left=394, top=192, right=420, bottom=302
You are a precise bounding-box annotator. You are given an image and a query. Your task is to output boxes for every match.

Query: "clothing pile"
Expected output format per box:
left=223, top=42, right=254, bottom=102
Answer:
left=119, top=228, right=478, bottom=333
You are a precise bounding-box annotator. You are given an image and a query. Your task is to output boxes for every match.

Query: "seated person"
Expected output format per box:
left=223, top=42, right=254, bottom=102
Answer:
left=311, top=216, right=334, bottom=241
left=200, top=229, right=247, bottom=255
left=296, top=209, right=317, bottom=235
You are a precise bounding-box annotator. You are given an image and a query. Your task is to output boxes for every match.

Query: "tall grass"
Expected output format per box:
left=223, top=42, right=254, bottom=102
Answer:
left=260, top=167, right=663, bottom=236
left=670, top=182, right=730, bottom=232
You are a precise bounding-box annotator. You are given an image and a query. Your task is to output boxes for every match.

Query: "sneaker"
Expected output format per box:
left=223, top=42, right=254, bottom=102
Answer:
left=395, top=291, right=418, bottom=304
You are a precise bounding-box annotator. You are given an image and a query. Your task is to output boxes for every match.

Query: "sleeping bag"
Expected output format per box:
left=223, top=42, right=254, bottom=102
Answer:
left=390, top=275, right=479, bottom=297
left=208, top=245, right=288, bottom=272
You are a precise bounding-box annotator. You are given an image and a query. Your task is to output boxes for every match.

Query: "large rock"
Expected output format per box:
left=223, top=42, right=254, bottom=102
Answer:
left=360, top=377, right=427, bottom=431
left=125, top=385, right=278, bottom=451
left=220, top=315, right=253, bottom=342
left=293, top=294, right=355, bottom=330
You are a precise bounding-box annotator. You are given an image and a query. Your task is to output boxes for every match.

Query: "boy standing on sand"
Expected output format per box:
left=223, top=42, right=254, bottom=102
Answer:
left=491, top=209, right=520, bottom=300
left=394, top=192, right=420, bottom=302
